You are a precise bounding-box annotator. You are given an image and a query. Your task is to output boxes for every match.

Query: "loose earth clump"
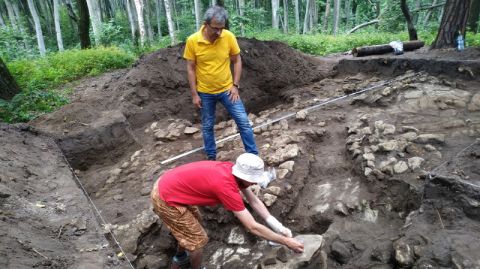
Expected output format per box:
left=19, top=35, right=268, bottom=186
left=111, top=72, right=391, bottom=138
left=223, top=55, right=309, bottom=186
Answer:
left=1, top=40, right=479, bottom=269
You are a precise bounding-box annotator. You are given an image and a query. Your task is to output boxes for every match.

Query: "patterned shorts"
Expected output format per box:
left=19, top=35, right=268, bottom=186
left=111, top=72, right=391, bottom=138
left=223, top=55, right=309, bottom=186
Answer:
left=150, top=178, right=209, bottom=252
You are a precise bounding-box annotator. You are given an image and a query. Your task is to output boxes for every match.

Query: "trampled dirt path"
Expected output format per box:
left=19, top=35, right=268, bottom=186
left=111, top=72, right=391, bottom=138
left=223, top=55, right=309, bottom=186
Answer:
left=1, top=41, right=480, bottom=269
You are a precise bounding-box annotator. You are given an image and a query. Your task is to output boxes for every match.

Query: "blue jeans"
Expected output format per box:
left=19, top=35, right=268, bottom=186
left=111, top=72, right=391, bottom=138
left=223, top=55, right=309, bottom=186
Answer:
left=199, top=91, right=258, bottom=158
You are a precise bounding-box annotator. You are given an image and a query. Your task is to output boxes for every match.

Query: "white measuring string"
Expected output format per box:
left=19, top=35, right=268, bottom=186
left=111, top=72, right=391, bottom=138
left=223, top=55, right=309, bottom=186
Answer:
left=161, top=73, right=419, bottom=165
left=58, top=148, right=135, bottom=269
left=427, top=139, right=480, bottom=189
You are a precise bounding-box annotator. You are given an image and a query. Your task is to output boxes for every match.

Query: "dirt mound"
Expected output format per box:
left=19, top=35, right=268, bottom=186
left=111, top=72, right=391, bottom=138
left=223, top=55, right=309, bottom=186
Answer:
left=2, top=41, right=480, bottom=269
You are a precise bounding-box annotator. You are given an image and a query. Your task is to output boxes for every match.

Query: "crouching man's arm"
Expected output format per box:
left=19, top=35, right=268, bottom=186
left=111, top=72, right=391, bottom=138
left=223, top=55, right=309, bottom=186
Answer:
left=241, top=188, right=292, bottom=237
left=233, top=208, right=304, bottom=253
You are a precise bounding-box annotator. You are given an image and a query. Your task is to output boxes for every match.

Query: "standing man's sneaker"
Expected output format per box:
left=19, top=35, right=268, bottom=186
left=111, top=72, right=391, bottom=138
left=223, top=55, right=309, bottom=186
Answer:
left=207, top=156, right=216, bottom=161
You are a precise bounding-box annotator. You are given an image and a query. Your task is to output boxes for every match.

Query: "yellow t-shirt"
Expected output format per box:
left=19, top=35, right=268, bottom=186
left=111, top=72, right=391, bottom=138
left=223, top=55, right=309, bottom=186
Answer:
left=183, top=26, right=241, bottom=94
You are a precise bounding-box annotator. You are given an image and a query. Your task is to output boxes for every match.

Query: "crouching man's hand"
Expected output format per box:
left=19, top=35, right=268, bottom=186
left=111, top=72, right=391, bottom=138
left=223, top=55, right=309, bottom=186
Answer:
left=284, top=237, right=304, bottom=253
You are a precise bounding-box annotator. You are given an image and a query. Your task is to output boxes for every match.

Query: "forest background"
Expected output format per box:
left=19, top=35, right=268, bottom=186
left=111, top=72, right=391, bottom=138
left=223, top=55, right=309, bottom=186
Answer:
left=0, top=0, right=479, bottom=123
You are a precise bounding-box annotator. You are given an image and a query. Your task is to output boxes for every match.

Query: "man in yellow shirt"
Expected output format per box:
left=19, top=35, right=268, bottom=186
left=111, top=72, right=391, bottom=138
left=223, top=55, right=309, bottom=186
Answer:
left=183, top=5, right=258, bottom=161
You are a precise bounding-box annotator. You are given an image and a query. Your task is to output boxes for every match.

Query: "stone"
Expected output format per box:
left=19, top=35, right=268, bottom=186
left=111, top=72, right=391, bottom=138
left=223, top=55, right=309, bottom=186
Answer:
left=371, top=242, right=394, bottom=263
left=227, top=227, right=245, bottom=245
left=111, top=168, right=122, bottom=177
left=184, top=126, right=199, bottom=135
left=393, top=240, right=414, bottom=267
left=263, top=193, right=278, bottom=207
left=400, top=126, right=419, bottom=133
left=364, top=167, right=373, bottom=177
left=279, top=161, right=294, bottom=171
left=334, top=202, right=349, bottom=216
left=394, top=161, right=409, bottom=174
left=374, top=120, right=385, bottom=132
left=263, top=234, right=324, bottom=269
left=383, top=124, right=396, bottom=135
left=360, top=127, right=372, bottom=135
left=277, top=169, right=289, bottom=179
left=136, top=254, right=169, bottom=269
left=378, top=141, right=398, bottom=152
left=468, top=92, right=480, bottom=111
left=408, top=157, right=424, bottom=171
left=266, top=144, right=300, bottom=165
left=331, top=240, right=352, bottom=264
left=295, top=110, right=308, bottom=121
left=276, top=246, right=289, bottom=263
left=400, top=132, right=418, bottom=142
left=267, top=186, right=282, bottom=196
left=363, top=153, right=375, bottom=161
left=155, top=129, right=168, bottom=140
left=416, top=134, right=445, bottom=144
left=130, top=150, right=142, bottom=161
left=113, top=194, right=124, bottom=201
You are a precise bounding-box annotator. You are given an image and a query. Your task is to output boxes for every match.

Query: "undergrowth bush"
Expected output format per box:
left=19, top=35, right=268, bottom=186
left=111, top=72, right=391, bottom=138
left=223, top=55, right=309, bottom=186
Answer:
left=249, top=30, right=437, bottom=55
left=1, top=47, right=134, bottom=123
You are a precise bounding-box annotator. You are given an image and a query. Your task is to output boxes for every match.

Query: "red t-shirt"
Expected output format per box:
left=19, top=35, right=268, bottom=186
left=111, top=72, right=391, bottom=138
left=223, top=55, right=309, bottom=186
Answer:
left=158, top=161, right=246, bottom=211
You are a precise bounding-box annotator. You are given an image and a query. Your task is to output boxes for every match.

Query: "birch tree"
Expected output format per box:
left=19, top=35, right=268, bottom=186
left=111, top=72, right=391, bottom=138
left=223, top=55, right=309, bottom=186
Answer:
left=294, top=0, right=300, bottom=33
left=163, top=0, right=175, bottom=44
left=238, top=0, right=245, bottom=36
left=126, top=0, right=137, bottom=40
left=323, top=0, right=330, bottom=32
left=4, top=0, right=17, bottom=30
left=282, top=0, right=288, bottom=33
left=302, top=0, right=310, bottom=33
left=155, top=0, right=162, bottom=38
left=194, top=0, right=201, bottom=30
left=133, top=0, right=147, bottom=46
left=144, top=0, right=154, bottom=42
left=0, top=10, right=5, bottom=27
left=27, top=0, right=46, bottom=56
left=272, top=0, right=279, bottom=29
left=86, top=0, right=102, bottom=45
left=332, top=0, right=340, bottom=35
left=53, top=0, right=64, bottom=51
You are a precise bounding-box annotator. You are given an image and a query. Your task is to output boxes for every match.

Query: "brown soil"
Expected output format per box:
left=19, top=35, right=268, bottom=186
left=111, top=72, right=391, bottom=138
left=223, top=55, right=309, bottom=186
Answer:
left=1, top=40, right=480, bottom=269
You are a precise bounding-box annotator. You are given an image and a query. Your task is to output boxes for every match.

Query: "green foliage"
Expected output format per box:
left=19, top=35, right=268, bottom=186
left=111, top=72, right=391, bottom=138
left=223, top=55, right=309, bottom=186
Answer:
left=379, top=0, right=405, bottom=32
left=1, top=47, right=134, bottom=123
left=0, top=26, right=37, bottom=61
left=250, top=30, right=436, bottom=56
left=466, top=32, right=480, bottom=47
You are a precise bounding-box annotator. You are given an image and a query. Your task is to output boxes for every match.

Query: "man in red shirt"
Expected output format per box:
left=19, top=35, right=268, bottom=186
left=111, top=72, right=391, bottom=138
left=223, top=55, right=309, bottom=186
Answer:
left=151, top=153, right=304, bottom=269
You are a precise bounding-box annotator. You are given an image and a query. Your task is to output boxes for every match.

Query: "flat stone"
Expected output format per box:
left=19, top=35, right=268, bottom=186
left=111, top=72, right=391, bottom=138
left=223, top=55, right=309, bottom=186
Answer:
left=295, top=110, right=308, bottom=121
left=264, top=234, right=323, bottom=269
left=393, top=240, right=414, bottom=267
left=279, top=161, right=294, bottom=171
left=277, top=169, right=289, bottom=179
left=363, top=153, right=375, bottom=161
left=262, top=193, right=278, bottom=207
left=227, top=227, right=245, bottom=245
left=416, top=134, right=445, bottom=144
left=394, top=161, right=409, bottom=174
left=184, top=126, right=199, bottom=135
left=383, top=124, right=396, bottom=135
left=378, top=141, right=398, bottom=152
left=407, top=157, right=424, bottom=171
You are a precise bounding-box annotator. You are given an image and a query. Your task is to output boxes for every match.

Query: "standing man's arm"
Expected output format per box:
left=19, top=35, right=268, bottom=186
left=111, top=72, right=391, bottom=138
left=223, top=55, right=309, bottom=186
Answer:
left=186, top=59, right=202, bottom=108
left=241, top=188, right=292, bottom=238
left=228, top=53, right=242, bottom=102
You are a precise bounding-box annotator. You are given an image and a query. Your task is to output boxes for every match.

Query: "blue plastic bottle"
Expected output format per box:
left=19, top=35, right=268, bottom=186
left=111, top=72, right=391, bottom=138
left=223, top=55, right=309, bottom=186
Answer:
left=457, top=32, right=465, bottom=51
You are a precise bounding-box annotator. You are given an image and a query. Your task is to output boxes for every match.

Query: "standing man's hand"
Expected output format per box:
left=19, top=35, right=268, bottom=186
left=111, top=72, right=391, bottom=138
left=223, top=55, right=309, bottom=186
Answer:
left=228, top=85, right=240, bottom=102
left=192, top=94, right=202, bottom=108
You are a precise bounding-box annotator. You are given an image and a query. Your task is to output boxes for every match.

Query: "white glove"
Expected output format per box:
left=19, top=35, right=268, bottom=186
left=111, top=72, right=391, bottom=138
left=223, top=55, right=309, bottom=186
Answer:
left=259, top=167, right=277, bottom=189
left=266, top=215, right=292, bottom=237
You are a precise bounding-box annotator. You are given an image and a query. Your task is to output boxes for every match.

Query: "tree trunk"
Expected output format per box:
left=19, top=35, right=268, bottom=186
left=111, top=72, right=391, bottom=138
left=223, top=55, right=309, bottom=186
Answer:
left=0, top=57, right=20, bottom=100
left=155, top=0, right=162, bottom=38
left=302, top=0, right=310, bottom=33
left=282, top=0, right=288, bottom=33
left=133, top=0, right=146, bottom=46
left=126, top=0, right=137, bottom=40
left=400, top=0, right=418, bottom=40
left=0, top=9, right=5, bottom=27
left=27, top=0, right=46, bottom=56
left=332, top=0, right=340, bottom=35
left=468, top=0, right=480, bottom=33
left=239, top=0, right=245, bottom=35
left=353, top=40, right=425, bottom=57
left=272, top=0, right=279, bottom=29
left=53, top=0, right=64, bottom=51
left=423, top=0, right=438, bottom=27
left=194, top=0, right=201, bottom=30
left=144, top=0, right=154, bottom=42
left=86, top=0, right=102, bottom=45
left=163, top=0, right=175, bottom=45
left=294, top=0, right=299, bottom=33
left=344, top=0, right=350, bottom=28
left=4, top=0, right=18, bottom=30
left=431, top=0, right=472, bottom=49
left=323, top=0, right=330, bottom=32
left=77, top=0, right=91, bottom=48
left=38, top=0, right=53, bottom=36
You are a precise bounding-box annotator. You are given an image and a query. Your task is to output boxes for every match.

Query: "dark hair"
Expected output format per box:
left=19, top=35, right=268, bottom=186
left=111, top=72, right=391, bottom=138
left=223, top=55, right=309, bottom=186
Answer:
left=204, top=5, right=228, bottom=24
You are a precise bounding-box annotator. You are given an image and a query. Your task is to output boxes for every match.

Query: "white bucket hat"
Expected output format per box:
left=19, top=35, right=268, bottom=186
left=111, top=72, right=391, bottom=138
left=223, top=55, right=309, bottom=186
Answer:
left=232, top=153, right=274, bottom=187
